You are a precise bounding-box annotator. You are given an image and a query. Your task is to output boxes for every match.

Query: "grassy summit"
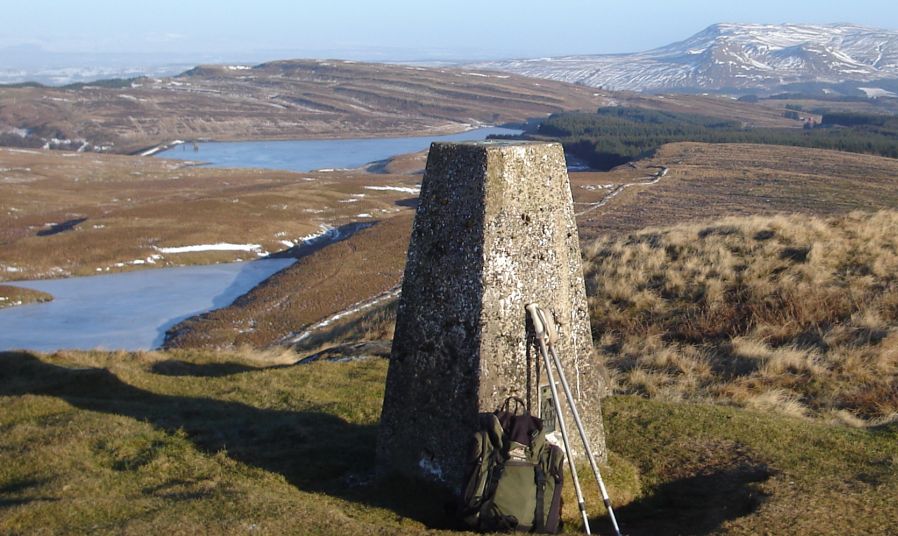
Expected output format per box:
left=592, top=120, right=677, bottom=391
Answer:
left=0, top=350, right=895, bottom=535
left=2, top=211, right=898, bottom=534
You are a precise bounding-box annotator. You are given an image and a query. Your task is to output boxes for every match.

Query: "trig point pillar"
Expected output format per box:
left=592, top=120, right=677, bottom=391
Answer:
left=377, top=141, right=609, bottom=488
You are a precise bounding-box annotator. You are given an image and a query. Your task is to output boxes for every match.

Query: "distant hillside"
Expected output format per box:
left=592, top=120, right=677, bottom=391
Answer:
left=573, top=141, right=898, bottom=239
left=473, top=23, right=898, bottom=95
left=532, top=107, right=898, bottom=170
left=0, top=60, right=605, bottom=154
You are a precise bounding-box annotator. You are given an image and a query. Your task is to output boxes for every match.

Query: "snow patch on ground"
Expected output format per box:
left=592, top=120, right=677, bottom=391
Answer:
left=1, top=128, right=28, bottom=138
left=298, top=224, right=338, bottom=243
left=276, top=224, right=341, bottom=249
left=580, top=184, right=617, bottom=191
left=140, top=140, right=184, bottom=156
left=859, top=87, right=897, bottom=98
left=155, top=243, right=263, bottom=254
left=364, top=185, right=421, bottom=194
left=99, top=254, right=164, bottom=271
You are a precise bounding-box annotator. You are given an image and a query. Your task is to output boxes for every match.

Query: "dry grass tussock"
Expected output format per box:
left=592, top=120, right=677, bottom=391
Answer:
left=584, top=210, right=898, bottom=424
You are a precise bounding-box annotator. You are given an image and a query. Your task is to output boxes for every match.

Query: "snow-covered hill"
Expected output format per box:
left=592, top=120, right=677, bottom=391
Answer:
left=472, top=23, right=898, bottom=93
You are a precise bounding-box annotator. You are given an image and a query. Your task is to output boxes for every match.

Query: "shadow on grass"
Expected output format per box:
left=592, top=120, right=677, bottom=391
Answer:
left=0, top=477, right=59, bottom=507
left=1, top=352, right=772, bottom=533
left=149, top=360, right=262, bottom=377
left=36, top=218, right=88, bottom=237
left=604, top=465, right=771, bottom=536
left=0, top=351, right=453, bottom=527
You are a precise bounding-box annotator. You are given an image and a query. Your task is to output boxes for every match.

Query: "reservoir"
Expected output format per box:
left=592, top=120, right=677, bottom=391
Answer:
left=2, top=127, right=519, bottom=352
left=156, top=127, right=522, bottom=171
left=0, top=259, right=294, bottom=352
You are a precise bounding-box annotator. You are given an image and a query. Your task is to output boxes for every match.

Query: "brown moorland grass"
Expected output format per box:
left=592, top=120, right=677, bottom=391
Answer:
left=0, top=148, right=419, bottom=281
left=572, top=142, right=898, bottom=240
left=754, top=95, right=898, bottom=119
left=0, top=61, right=608, bottom=154
left=0, top=61, right=811, bottom=156
left=288, top=299, right=399, bottom=358
left=365, top=150, right=428, bottom=175
left=8, top=140, right=894, bottom=284
left=0, top=350, right=895, bottom=535
left=164, top=213, right=412, bottom=350
left=294, top=209, right=898, bottom=425
left=610, top=92, right=798, bottom=128
left=0, top=284, right=52, bottom=308
left=583, top=210, right=898, bottom=423
left=181, top=142, right=898, bottom=352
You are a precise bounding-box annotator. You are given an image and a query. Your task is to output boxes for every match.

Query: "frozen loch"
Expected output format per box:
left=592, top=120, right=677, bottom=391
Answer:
left=0, top=259, right=294, bottom=352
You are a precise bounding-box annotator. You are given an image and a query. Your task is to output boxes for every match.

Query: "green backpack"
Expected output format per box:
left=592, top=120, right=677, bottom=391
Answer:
left=459, top=397, right=565, bottom=533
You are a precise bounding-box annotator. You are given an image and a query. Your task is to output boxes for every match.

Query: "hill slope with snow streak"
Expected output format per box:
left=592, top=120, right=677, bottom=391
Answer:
left=473, top=23, right=898, bottom=93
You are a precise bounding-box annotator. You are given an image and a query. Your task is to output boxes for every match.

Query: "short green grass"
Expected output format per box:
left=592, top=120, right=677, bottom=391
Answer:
left=2, top=350, right=896, bottom=535
left=605, top=397, right=898, bottom=535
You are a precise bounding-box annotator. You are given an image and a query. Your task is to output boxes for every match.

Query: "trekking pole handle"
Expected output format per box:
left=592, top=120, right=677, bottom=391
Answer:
left=539, top=308, right=560, bottom=345
left=526, top=303, right=545, bottom=340
left=527, top=303, right=560, bottom=345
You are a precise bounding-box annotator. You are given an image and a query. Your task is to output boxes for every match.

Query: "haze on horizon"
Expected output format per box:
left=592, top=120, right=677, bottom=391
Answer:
left=5, top=0, right=898, bottom=62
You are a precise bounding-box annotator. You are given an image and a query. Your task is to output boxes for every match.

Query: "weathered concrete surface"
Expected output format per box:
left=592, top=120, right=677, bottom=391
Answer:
left=377, top=141, right=609, bottom=488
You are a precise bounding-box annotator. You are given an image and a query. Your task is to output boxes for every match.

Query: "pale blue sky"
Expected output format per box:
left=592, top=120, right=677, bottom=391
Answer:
left=4, top=0, right=897, bottom=60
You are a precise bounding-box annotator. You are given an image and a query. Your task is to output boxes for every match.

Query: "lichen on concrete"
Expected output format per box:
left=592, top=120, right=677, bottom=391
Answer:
left=377, top=140, right=609, bottom=489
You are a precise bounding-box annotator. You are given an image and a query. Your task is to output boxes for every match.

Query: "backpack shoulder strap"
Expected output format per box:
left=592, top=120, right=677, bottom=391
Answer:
left=533, top=463, right=547, bottom=532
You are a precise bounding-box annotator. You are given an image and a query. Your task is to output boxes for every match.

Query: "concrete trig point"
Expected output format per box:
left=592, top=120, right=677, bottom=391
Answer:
left=377, top=140, right=609, bottom=488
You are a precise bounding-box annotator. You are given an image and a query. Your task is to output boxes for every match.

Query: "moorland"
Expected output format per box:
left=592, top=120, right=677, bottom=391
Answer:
left=2, top=61, right=898, bottom=535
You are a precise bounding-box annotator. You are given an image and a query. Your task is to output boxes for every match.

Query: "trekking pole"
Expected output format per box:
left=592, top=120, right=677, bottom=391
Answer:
left=527, top=303, right=592, bottom=535
left=532, top=304, right=623, bottom=536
